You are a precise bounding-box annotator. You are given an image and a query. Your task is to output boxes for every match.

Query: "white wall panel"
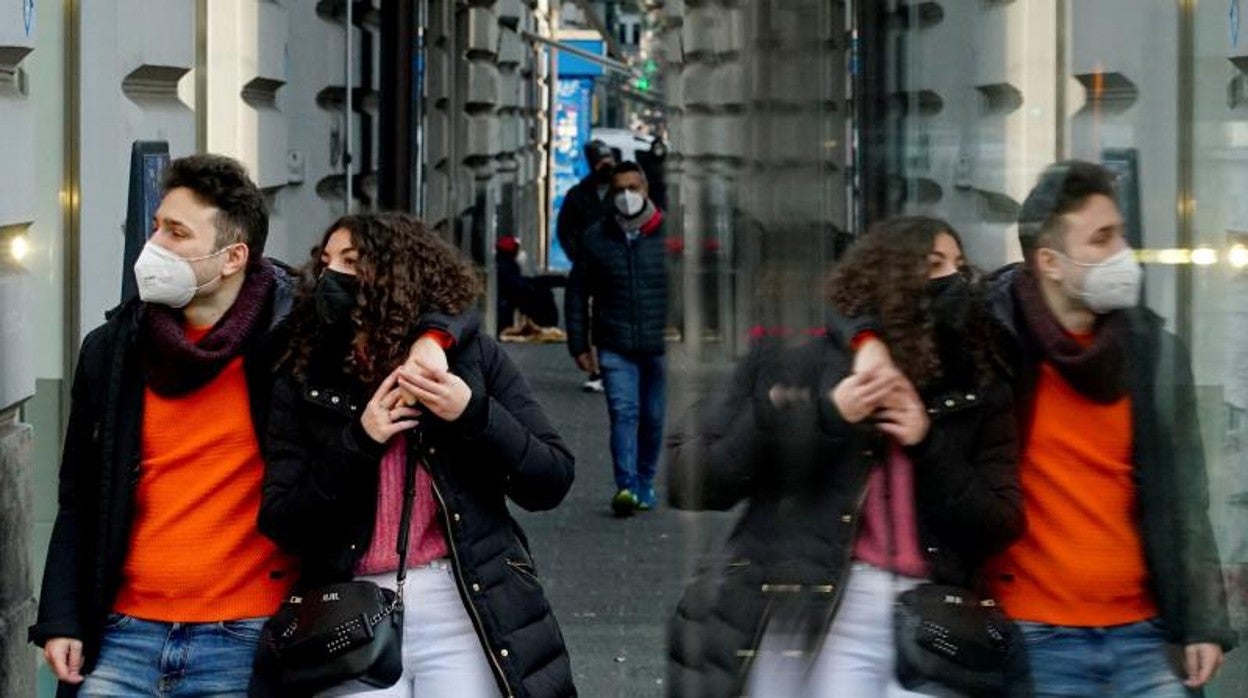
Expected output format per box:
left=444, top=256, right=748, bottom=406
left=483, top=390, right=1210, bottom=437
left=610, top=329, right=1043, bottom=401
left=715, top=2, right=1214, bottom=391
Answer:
left=278, top=2, right=352, bottom=265
left=206, top=0, right=291, bottom=259
left=78, top=0, right=195, bottom=340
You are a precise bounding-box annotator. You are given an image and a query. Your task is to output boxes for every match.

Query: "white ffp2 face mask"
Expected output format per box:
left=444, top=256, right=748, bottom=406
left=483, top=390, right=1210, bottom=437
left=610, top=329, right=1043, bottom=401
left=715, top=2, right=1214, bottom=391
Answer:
left=1057, top=247, right=1143, bottom=314
left=614, top=190, right=646, bottom=218
left=133, top=241, right=232, bottom=308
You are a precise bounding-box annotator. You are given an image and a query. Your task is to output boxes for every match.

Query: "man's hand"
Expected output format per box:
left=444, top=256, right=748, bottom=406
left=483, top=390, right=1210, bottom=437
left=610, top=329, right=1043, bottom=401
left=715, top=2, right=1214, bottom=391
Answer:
left=402, top=335, right=450, bottom=406
left=361, top=369, right=422, bottom=443
left=874, top=381, right=931, bottom=446
left=1183, top=643, right=1223, bottom=688
left=397, top=360, right=473, bottom=422
left=44, top=637, right=84, bottom=684
left=575, top=352, right=598, bottom=374
left=830, top=367, right=901, bottom=424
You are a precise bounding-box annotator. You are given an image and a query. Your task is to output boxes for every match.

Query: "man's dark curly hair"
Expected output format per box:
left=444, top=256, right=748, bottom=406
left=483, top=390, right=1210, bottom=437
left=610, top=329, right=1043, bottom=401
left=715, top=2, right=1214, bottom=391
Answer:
left=283, top=212, right=483, bottom=387
left=827, top=215, right=991, bottom=388
left=162, top=154, right=269, bottom=256
left=1017, top=160, right=1117, bottom=260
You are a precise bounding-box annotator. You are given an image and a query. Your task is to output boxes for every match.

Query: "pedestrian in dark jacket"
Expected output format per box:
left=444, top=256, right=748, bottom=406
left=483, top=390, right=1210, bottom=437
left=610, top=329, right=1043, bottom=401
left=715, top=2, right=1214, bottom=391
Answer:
left=667, top=217, right=1023, bottom=697
left=555, top=139, right=616, bottom=266
left=843, top=161, right=1237, bottom=695
left=258, top=212, right=576, bottom=698
left=28, top=155, right=300, bottom=697
left=565, top=161, right=669, bottom=516
left=557, top=139, right=616, bottom=392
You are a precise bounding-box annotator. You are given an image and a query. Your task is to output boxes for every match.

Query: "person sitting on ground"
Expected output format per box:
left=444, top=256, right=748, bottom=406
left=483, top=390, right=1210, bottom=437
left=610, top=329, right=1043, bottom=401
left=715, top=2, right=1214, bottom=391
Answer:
left=496, top=235, right=565, bottom=342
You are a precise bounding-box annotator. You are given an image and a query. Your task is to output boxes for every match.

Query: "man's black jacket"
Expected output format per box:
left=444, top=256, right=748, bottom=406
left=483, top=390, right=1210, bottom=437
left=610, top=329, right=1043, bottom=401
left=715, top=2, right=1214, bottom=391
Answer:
left=564, top=214, right=668, bottom=357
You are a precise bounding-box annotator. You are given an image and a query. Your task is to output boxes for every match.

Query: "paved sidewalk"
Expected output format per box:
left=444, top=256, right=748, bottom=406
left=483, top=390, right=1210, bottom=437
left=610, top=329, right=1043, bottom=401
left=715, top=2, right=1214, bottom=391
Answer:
left=503, top=342, right=735, bottom=698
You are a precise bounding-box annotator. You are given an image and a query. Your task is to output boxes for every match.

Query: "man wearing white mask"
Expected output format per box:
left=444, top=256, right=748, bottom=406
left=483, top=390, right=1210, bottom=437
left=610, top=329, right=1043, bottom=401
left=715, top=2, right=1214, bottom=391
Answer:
left=566, top=161, right=669, bottom=517
left=25, top=154, right=298, bottom=697
left=841, top=161, right=1234, bottom=695
left=30, top=156, right=473, bottom=697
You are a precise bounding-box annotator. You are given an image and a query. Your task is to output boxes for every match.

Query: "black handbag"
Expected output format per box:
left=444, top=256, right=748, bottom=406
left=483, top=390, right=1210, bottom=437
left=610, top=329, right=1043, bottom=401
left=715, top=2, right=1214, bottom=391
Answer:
left=893, top=582, right=1021, bottom=696
left=879, top=451, right=1021, bottom=696
left=258, top=456, right=421, bottom=695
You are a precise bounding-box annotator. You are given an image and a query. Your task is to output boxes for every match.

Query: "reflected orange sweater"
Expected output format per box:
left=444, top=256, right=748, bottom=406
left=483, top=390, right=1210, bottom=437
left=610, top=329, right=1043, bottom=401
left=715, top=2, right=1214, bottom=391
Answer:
left=986, top=352, right=1157, bottom=627
left=113, top=325, right=297, bottom=622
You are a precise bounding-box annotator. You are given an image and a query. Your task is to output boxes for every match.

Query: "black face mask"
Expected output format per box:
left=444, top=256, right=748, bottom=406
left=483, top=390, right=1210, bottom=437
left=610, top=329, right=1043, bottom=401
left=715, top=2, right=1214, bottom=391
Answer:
left=594, top=164, right=614, bottom=183
left=926, top=273, right=969, bottom=327
left=315, top=269, right=359, bottom=327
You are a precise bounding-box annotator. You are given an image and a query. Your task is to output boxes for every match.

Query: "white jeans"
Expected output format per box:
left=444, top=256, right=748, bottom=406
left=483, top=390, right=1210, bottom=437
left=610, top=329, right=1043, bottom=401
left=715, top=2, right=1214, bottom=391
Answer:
left=747, top=562, right=934, bottom=698
left=318, top=561, right=502, bottom=698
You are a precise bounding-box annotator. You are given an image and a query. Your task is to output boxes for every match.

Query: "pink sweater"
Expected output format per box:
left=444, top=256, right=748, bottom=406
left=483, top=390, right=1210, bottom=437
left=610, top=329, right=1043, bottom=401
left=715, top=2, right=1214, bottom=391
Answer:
left=852, top=442, right=929, bottom=578
left=355, top=433, right=449, bottom=576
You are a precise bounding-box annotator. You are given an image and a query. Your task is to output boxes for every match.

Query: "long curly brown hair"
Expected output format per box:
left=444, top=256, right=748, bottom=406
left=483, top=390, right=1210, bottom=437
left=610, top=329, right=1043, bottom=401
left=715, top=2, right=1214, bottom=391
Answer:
left=282, top=212, right=483, bottom=387
left=827, top=216, right=954, bottom=387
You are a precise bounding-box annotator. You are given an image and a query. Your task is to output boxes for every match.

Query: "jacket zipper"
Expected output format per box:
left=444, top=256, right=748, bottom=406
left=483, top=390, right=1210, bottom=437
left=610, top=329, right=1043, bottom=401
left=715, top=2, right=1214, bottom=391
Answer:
left=814, top=475, right=872, bottom=648
left=627, top=235, right=638, bottom=349
left=428, top=474, right=514, bottom=697
left=737, top=474, right=871, bottom=688
left=736, top=597, right=774, bottom=691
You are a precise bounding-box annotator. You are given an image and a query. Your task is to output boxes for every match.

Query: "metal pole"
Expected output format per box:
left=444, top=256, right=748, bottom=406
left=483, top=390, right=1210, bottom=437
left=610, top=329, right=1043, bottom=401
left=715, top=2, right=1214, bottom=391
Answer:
left=415, top=0, right=429, bottom=214
left=345, top=0, right=354, bottom=214
left=542, top=3, right=559, bottom=272
left=1176, top=0, right=1194, bottom=347
left=499, top=18, right=635, bottom=76
left=379, top=0, right=414, bottom=210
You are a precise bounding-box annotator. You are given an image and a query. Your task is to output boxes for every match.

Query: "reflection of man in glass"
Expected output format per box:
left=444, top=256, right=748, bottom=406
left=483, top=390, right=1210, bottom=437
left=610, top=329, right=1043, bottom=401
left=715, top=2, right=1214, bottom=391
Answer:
left=557, top=140, right=616, bottom=392
left=848, top=161, right=1234, bottom=694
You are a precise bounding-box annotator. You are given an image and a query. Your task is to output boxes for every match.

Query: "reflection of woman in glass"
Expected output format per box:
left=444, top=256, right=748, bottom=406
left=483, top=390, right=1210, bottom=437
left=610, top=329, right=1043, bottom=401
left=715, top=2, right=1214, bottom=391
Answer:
left=260, top=213, right=576, bottom=697
left=668, top=216, right=1022, bottom=697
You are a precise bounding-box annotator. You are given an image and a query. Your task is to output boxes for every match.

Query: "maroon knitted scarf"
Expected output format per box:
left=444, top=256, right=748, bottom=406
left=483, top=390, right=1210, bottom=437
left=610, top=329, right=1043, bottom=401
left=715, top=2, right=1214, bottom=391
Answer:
left=142, top=260, right=277, bottom=397
left=1012, top=268, right=1128, bottom=404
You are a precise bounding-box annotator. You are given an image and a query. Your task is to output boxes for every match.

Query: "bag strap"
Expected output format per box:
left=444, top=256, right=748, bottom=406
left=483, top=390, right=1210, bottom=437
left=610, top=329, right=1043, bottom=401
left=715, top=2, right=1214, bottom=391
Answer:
left=882, top=440, right=900, bottom=599
left=392, top=434, right=422, bottom=602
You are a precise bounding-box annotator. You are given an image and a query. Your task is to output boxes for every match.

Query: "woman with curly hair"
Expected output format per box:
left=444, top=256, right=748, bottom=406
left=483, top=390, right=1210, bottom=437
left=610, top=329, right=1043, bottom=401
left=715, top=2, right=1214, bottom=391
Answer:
left=667, top=216, right=1023, bottom=697
left=258, top=212, right=576, bottom=697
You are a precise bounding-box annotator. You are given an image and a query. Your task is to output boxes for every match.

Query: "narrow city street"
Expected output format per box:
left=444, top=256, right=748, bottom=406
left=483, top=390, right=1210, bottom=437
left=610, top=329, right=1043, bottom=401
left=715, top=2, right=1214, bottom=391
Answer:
left=504, top=342, right=734, bottom=698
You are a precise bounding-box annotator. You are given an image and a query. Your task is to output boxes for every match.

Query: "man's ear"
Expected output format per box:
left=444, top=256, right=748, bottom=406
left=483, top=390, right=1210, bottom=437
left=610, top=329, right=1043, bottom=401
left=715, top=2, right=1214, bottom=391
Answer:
left=224, top=241, right=251, bottom=276
left=1034, top=247, right=1062, bottom=282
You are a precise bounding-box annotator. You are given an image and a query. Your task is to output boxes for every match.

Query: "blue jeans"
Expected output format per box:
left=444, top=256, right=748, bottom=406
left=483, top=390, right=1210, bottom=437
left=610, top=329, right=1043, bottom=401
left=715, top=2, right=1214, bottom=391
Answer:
left=1017, top=619, right=1194, bottom=697
left=79, top=613, right=267, bottom=697
left=597, top=348, right=666, bottom=492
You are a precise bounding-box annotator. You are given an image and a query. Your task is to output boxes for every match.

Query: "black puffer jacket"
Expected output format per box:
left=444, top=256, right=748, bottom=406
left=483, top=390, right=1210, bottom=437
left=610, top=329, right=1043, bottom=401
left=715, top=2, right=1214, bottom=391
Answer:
left=259, top=329, right=577, bottom=697
left=565, top=213, right=668, bottom=357
left=27, top=262, right=297, bottom=698
left=666, top=331, right=1022, bottom=698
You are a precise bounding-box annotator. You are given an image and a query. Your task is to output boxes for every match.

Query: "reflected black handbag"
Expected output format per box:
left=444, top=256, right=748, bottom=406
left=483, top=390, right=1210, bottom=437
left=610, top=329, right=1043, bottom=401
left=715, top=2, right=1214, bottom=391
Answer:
left=893, top=582, right=1021, bottom=696
left=258, top=458, right=420, bottom=695
left=879, top=452, right=1022, bottom=696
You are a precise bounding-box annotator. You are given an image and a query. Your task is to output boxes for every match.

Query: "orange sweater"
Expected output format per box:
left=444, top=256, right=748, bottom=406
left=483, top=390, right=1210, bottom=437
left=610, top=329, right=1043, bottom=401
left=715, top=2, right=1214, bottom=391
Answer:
left=985, top=356, right=1157, bottom=626
left=113, top=325, right=297, bottom=622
